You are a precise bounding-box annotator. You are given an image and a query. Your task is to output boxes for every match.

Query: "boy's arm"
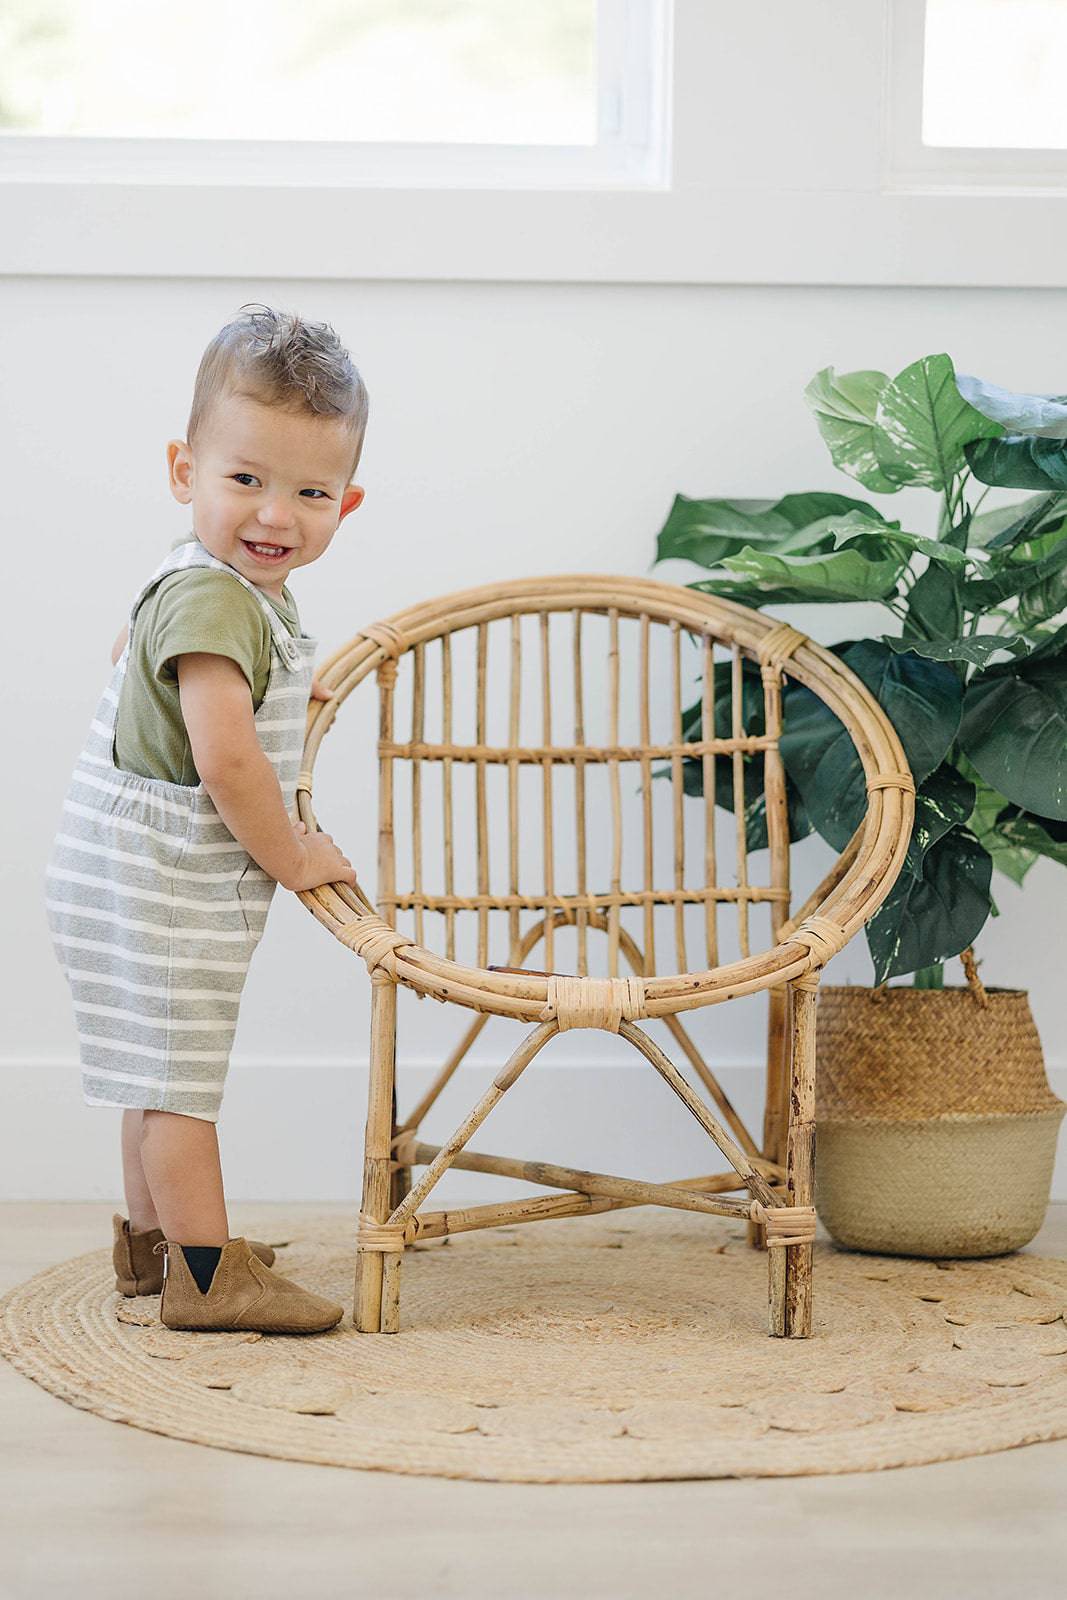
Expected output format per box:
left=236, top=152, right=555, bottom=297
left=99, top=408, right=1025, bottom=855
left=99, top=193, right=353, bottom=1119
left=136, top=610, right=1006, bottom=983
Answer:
left=176, top=652, right=307, bottom=889
left=111, top=622, right=129, bottom=666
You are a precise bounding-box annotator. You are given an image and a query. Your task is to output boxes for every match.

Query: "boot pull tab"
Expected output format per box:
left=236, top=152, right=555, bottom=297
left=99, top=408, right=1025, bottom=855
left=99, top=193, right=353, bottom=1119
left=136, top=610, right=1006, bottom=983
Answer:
left=151, top=1237, right=169, bottom=1285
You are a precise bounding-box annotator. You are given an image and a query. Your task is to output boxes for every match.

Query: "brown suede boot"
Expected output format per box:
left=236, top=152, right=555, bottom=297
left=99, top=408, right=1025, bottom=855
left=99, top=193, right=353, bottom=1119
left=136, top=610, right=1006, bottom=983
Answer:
left=155, top=1237, right=344, bottom=1333
left=112, top=1213, right=276, bottom=1297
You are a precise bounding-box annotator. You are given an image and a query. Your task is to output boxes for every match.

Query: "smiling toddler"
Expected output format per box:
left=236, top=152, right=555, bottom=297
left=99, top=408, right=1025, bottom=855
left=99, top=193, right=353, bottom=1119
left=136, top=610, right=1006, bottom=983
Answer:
left=45, top=304, right=365, bottom=1332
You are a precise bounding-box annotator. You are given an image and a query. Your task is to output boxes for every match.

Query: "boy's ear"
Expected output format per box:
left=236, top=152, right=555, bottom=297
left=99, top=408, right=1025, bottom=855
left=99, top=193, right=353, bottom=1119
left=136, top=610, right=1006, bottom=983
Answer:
left=338, top=484, right=365, bottom=521
left=167, top=439, right=194, bottom=503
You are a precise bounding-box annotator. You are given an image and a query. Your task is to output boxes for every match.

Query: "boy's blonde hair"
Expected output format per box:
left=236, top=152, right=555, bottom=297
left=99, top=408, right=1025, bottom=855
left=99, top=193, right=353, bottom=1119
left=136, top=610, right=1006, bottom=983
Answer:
left=187, top=302, right=369, bottom=481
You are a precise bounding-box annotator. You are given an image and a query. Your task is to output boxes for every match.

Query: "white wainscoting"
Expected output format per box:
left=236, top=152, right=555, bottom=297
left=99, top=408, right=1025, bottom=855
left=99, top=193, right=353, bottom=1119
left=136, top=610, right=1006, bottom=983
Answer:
left=5, top=1056, right=1065, bottom=1205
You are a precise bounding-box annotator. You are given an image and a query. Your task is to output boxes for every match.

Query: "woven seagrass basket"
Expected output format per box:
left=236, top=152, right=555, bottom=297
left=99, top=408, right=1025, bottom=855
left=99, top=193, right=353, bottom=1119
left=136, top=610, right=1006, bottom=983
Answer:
left=814, top=950, right=1066, bottom=1258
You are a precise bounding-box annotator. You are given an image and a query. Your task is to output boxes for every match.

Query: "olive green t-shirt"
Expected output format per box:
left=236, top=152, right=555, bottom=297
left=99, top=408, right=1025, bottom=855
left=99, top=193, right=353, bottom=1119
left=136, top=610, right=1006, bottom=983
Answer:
left=112, top=535, right=302, bottom=786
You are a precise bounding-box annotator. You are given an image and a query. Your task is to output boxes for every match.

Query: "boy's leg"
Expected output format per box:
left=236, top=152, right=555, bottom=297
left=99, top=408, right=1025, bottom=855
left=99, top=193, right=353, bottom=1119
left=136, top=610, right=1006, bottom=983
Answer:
left=139, top=1109, right=230, bottom=1246
left=121, top=1109, right=161, bottom=1231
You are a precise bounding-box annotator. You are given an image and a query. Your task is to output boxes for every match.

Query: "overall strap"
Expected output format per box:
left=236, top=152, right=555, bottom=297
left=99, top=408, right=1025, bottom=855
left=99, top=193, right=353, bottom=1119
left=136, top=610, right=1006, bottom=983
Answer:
left=129, top=539, right=304, bottom=672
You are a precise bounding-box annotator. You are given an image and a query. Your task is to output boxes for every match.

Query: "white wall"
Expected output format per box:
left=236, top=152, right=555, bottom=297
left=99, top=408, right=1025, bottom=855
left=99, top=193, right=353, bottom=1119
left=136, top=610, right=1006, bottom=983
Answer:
left=4, top=274, right=1065, bottom=1205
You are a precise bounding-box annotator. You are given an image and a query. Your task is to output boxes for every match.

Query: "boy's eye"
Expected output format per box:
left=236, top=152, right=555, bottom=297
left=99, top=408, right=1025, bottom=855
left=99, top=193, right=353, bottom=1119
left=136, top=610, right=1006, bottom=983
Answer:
left=231, top=474, right=328, bottom=498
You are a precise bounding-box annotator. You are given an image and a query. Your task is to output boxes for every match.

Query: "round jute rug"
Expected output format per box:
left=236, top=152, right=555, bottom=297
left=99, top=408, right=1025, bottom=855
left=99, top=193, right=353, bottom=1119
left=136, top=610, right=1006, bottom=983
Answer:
left=3, top=1209, right=1067, bottom=1483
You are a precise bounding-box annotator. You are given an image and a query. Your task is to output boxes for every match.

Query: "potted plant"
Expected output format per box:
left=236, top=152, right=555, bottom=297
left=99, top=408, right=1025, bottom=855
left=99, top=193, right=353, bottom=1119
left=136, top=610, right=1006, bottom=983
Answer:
left=652, top=354, right=1066, bottom=1256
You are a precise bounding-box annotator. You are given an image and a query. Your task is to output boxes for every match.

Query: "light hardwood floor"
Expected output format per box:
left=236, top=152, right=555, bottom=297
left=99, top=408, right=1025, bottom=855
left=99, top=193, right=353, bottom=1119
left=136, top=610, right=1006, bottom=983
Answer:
left=2, top=1201, right=1066, bottom=1600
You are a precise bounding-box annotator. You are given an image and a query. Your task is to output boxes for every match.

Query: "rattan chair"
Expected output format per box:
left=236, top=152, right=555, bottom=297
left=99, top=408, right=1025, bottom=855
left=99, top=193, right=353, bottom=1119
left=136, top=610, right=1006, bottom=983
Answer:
left=295, top=576, right=915, bottom=1338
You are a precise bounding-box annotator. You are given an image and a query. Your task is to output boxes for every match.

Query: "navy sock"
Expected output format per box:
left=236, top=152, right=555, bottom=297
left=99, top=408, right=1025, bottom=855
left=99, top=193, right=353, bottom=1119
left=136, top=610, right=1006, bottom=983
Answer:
left=181, top=1244, right=223, bottom=1294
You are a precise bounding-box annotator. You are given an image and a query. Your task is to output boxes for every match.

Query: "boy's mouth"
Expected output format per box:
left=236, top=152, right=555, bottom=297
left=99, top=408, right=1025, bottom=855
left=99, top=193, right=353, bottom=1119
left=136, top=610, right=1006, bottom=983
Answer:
left=240, top=539, right=291, bottom=565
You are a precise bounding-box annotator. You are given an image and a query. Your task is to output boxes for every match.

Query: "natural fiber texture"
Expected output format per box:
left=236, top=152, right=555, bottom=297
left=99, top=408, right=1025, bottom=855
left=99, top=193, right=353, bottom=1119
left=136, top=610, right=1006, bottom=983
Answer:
left=749, top=1202, right=818, bottom=1247
left=816, top=1111, right=1066, bottom=1258
left=816, top=985, right=1064, bottom=1119
left=539, top=974, right=647, bottom=1032
left=814, top=981, right=1066, bottom=1258
left=295, top=577, right=916, bottom=1013
left=3, top=1209, right=1067, bottom=1483
left=292, top=577, right=918, bottom=1342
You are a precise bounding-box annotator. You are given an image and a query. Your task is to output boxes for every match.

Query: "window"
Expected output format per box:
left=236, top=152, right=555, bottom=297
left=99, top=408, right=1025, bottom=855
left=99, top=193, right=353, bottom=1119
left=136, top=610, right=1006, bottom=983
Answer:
left=888, top=0, right=1067, bottom=187
left=0, top=0, right=669, bottom=189
left=924, top=0, right=1067, bottom=149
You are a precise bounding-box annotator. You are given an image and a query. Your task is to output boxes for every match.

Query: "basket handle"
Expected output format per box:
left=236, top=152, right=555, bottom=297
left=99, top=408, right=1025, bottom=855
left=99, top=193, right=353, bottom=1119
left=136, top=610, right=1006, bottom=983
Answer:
left=870, top=946, right=988, bottom=1007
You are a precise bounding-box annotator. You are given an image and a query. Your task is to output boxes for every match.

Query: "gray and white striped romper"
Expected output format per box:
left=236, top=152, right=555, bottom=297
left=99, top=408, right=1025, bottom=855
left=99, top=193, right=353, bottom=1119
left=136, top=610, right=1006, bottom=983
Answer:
left=44, top=537, right=318, bottom=1123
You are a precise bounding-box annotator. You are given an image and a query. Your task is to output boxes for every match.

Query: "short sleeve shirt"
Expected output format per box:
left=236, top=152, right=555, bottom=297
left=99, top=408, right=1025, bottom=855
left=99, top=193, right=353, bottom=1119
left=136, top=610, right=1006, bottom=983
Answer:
left=112, top=535, right=303, bottom=786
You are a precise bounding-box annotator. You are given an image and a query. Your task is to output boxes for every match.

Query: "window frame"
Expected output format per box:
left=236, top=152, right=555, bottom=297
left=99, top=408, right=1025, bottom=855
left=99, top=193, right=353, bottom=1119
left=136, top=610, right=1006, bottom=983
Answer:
left=5, top=0, right=1067, bottom=289
left=0, top=0, right=669, bottom=192
left=885, top=0, right=1067, bottom=191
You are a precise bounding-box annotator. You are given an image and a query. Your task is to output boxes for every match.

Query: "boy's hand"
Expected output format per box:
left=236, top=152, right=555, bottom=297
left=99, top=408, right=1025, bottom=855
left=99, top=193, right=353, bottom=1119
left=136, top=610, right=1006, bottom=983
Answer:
left=309, top=674, right=335, bottom=702
left=286, top=819, right=357, bottom=893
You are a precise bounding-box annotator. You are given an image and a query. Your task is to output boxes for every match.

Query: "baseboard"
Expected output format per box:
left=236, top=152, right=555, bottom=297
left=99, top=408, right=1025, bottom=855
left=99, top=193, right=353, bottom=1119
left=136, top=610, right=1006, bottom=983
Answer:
left=4, top=1056, right=1066, bottom=1205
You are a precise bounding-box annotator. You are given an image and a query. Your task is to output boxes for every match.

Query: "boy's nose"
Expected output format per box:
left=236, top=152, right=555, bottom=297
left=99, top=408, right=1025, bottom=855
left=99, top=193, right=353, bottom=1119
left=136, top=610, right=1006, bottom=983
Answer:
left=258, top=505, right=296, bottom=531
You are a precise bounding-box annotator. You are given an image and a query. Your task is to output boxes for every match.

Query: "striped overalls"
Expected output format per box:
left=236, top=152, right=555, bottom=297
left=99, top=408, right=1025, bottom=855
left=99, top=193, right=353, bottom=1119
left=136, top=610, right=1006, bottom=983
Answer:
left=44, top=538, right=318, bottom=1123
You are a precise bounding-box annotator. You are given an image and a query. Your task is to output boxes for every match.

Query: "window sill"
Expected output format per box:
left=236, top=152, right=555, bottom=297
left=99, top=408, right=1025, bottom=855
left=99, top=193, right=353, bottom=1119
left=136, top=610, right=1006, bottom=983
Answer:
left=4, top=177, right=1067, bottom=286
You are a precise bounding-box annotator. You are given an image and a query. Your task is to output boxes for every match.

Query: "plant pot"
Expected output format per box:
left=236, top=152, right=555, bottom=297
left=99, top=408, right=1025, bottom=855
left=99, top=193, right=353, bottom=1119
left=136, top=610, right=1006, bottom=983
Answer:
left=813, top=952, right=1066, bottom=1258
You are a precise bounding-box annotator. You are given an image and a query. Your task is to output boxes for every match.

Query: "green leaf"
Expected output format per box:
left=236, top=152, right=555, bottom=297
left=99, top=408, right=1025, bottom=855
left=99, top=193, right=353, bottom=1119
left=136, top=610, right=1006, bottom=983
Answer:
left=958, top=532, right=1067, bottom=611
left=864, top=826, right=994, bottom=983
left=1017, top=550, right=1067, bottom=630
left=653, top=492, right=884, bottom=569
left=955, top=373, right=1067, bottom=438
left=984, top=493, right=1067, bottom=552
left=960, top=643, right=1067, bottom=819
left=873, top=354, right=1002, bottom=492
left=1022, top=618, right=1067, bottom=660
left=968, top=492, right=1064, bottom=549
left=883, top=631, right=1032, bottom=667
left=994, top=804, right=1067, bottom=868
left=687, top=576, right=830, bottom=608
left=965, top=434, right=1067, bottom=490
left=901, top=562, right=963, bottom=644
left=711, top=536, right=907, bottom=604
left=903, top=764, right=976, bottom=879
left=804, top=367, right=899, bottom=493
left=779, top=641, right=962, bottom=851
left=824, top=512, right=968, bottom=569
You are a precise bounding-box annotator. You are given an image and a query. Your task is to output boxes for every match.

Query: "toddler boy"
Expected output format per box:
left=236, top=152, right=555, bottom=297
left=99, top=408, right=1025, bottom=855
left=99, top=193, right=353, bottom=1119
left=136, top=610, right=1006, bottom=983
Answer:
left=45, top=303, right=364, bottom=1332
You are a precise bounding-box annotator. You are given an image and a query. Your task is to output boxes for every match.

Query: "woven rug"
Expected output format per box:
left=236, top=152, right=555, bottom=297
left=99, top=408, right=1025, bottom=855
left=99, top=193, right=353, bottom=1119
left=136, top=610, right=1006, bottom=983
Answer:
left=3, top=1208, right=1067, bottom=1483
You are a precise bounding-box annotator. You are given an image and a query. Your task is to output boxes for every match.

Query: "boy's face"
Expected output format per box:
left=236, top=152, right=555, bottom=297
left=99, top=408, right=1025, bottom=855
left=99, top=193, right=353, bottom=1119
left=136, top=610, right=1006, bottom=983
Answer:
left=167, top=391, right=365, bottom=599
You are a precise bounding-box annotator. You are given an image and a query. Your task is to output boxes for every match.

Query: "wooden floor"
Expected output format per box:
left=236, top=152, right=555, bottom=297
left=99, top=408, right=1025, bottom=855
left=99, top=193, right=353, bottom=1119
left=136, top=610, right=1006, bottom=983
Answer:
left=2, top=1201, right=1066, bottom=1600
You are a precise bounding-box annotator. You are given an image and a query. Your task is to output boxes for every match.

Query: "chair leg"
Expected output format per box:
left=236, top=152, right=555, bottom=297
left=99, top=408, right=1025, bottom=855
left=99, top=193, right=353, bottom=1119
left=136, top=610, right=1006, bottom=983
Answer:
left=355, top=969, right=400, bottom=1333
left=748, top=983, right=791, bottom=1253
left=768, top=971, right=820, bottom=1338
